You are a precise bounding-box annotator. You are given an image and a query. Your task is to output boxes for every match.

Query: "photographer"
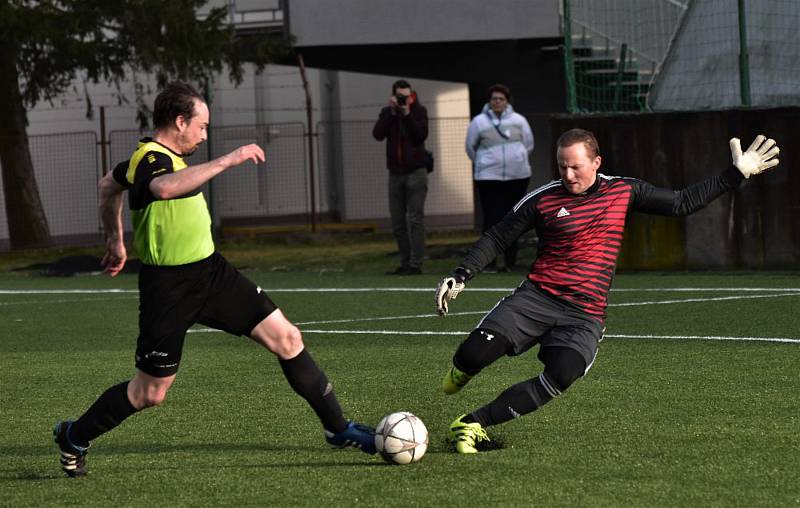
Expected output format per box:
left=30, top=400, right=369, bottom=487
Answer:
left=372, top=79, right=429, bottom=275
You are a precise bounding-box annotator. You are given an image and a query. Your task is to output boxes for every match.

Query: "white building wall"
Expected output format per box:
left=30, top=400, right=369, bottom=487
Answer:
left=4, top=64, right=472, bottom=243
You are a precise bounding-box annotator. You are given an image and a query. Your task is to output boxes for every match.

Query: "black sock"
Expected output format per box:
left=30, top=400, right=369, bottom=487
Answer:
left=470, top=374, right=557, bottom=427
left=70, top=381, right=139, bottom=446
left=461, top=413, right=477, bottom=424
left=279, top=349, right=347, bottom=434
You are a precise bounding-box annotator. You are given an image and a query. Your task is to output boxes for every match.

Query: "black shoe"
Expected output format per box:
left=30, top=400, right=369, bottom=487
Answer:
left=53, top=420, right=89, bottom=477
left=398, top=266, right=422, bottom=275
left=385, top=266, right=408, bottom=275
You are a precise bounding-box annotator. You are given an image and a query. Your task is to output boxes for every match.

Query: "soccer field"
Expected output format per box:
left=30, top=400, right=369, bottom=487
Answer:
left=2, top=270, right=799, bottom=507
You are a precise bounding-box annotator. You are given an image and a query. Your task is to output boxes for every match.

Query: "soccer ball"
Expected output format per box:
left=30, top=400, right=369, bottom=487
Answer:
left=374, top=411, right=428, bottom=465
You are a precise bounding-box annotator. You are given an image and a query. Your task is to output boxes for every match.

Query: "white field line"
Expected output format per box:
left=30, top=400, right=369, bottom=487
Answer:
left=185, top=327, right=800, bottom=343
left=605, top=334, right=800, bottom=344
left=2, top=288, right=798, bottom=311
left=4, top=288, right=796, bottom=324
left=1, top=287, right=799, bottom=295
left=293, top=292, right=798, bottom=326
left=0, top=296, right=136, bottom=306
left=3, top=286, right=795, bottom=343
left=0, top=289, right=138, bottom=294
left=184, top=291, right=800, bottom=343
left=609, top=292, right=799, bottom=307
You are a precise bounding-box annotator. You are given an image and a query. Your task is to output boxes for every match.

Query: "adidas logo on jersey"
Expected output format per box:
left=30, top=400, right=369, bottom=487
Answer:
left=556, top=207, right=570, bottom=218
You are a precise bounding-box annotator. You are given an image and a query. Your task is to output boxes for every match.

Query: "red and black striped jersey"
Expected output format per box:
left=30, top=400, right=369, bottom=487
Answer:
left=460, top=166, right=744, bottom=322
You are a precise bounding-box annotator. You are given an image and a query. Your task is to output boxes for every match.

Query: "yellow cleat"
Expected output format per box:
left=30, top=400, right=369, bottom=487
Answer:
left=442, top=366, right=473, bottom=395
left=448, top=414, right=490, bottom=454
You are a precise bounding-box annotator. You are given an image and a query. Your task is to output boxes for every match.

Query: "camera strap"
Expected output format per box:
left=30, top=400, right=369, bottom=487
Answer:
left=486, top=111, right=510, bottom=140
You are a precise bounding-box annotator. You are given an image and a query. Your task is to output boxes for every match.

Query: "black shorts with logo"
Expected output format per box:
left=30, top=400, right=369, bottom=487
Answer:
left=135, top=252, right=277, bottom=377
left=477, top=279, right=604, bottom=372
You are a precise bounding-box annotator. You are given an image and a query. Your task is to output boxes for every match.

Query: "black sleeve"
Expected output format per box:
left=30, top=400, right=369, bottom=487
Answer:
left=402, top=105, right=428, bottom=145
left=134, top=151, right=174, bottom=184
left=460, top=196, right=538, bottom=274
left=111, top=160, right=131, bottom=187
left=631, top=166, right=745, bottom=216
left=372, top=107, right=392, bottom=141
left=128, top=151, right=174, bottom=209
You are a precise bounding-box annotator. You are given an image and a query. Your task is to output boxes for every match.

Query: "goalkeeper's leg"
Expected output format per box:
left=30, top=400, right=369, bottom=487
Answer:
left=466, top=346, right=585, bottom=427
left=442, top=328, right=512, bottom=394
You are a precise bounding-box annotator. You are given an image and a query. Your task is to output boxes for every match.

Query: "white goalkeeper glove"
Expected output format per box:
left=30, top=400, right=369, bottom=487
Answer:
left=434, top=266, right=472, bottom=316
left=729, top=135, right=780, bottom=179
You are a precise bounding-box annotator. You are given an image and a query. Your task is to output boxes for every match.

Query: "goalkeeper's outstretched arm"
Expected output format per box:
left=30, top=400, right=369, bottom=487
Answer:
left=632, top=134, right=781, bottom=217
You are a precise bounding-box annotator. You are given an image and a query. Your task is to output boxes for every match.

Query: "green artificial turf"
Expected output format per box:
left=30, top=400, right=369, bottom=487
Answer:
left=1, top=240, right=798, bottom=506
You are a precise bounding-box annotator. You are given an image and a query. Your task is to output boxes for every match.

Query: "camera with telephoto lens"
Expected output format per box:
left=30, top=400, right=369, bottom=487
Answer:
left=395, top=94, right=408, bottom=106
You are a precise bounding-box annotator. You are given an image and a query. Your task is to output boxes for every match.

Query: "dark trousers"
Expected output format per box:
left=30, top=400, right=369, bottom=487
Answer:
left=389, top=168, right=428, bottom=268
left=476, top=177, right=530, bottom=268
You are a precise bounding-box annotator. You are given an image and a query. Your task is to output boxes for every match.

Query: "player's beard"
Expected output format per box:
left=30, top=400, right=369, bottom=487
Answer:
left=182, top=141, right=203, bottom=157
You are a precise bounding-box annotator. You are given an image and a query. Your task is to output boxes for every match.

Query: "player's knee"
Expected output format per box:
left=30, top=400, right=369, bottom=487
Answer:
left=453, top=328, right=513, bottom=375
left=273, top=325, right=304, bottom=359
left=542, top=346, right=586, bottom=392
left=129, top=384, right=169, bottom=409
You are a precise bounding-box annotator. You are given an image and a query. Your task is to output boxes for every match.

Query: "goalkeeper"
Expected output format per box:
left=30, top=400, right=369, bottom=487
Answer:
left=434, top=128, right=780, bottom=454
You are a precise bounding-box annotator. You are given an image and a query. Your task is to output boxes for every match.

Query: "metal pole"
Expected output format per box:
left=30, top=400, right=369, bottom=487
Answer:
left=203, top=80, right=216, bottom=231
left=737, top=0, right=751, bottom=106
left=613, top=44, right=628, bottom=111
left=99, top=106, right=108, bottom=175
left=297, top=53, right=318, bottom=232
left=98, top=105, right=109, bottom=236
left=562, top=0, right=578, bottom=112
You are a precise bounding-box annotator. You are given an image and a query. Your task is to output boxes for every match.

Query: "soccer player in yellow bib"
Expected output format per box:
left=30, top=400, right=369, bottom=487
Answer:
left=53, top=82, right=375, bottom=477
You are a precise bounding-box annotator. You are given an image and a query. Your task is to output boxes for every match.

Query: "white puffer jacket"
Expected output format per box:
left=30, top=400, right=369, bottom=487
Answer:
left=466, top=103, right=534, bottom=181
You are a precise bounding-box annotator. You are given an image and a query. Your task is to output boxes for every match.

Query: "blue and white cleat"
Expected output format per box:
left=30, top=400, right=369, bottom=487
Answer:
left=324, top=421, right=377, bottom=454
left=53, top=420, right=90, bottom=477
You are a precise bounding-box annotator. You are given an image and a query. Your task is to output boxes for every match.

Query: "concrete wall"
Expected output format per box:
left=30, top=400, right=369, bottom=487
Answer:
left=550, top=107, right=800, bottom=269
left=287, top=0, right=560, bottom=46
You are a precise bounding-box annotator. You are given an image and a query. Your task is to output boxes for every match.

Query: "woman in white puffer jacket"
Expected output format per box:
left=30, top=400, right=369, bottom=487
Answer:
left=466, top=84, right=534, bottom=271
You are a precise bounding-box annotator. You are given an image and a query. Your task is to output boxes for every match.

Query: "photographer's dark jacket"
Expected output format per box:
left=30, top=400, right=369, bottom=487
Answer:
left=372, top=101, right=429, bottom=174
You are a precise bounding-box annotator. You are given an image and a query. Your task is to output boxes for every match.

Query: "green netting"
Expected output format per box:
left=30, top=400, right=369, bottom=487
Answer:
left=648, top=0, right=800, bottom=110
left=562, top=0, right=689, bottom=112
left=562, top=0, right=800, bottom=113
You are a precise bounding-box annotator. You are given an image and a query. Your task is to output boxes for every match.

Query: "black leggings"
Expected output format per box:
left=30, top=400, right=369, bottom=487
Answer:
left=454, top=328, right=585, bottom=391
left=475, top=178, right=530, bottom=267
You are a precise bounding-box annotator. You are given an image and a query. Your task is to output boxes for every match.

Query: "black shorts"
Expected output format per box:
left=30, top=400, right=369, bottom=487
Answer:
left=135, top=252, right=277, bottom=377
left=477, top=279, right=603, bottom=371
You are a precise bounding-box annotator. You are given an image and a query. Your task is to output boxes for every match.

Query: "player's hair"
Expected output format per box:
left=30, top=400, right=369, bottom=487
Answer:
left=487, top=84, right=512, bottom=103
left=153, top=81, right=205, bottom=129
left=557, top=128, right=600, bottom=158
left=392, top=79, right=412, bottom=94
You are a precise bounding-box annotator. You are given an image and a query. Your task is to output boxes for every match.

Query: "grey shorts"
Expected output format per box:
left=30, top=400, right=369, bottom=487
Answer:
left=477, top=279, right=604, bottom=370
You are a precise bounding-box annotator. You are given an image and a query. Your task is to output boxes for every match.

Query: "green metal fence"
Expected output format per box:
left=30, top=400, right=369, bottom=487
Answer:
left=561, top=0, right=689, bottom=113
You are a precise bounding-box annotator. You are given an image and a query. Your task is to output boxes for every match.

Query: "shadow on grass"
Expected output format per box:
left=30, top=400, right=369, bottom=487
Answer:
left=1, top=438, right=512, bottom=481
left=438, top=436, right=507, bottom=452
left=0, top=443, right=387, bottom=482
